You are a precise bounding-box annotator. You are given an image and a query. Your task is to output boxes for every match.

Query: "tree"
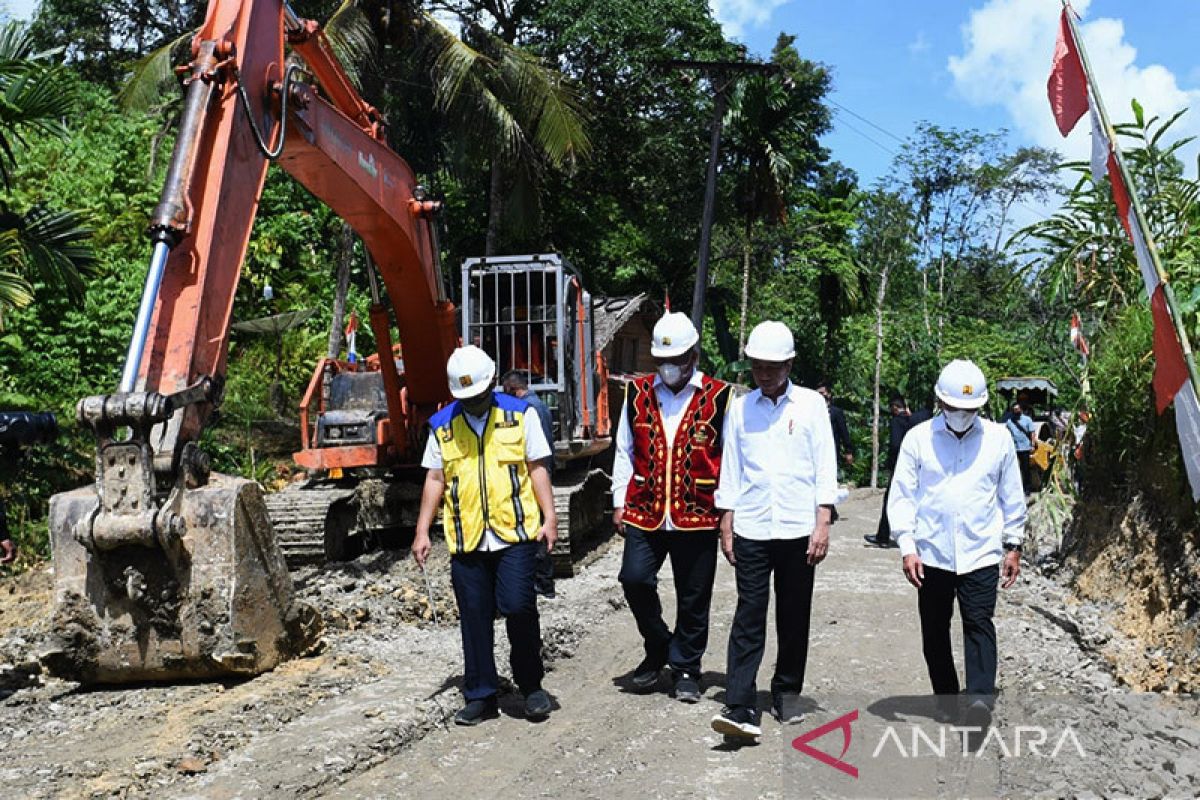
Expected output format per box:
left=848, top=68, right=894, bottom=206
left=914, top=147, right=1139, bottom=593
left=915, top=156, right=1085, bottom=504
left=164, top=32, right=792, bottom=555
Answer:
left=0, top=22, right=96, bottom=323
left=854, top=189, right=914, bottom=486
left=723, top=34, right=832, bottom=357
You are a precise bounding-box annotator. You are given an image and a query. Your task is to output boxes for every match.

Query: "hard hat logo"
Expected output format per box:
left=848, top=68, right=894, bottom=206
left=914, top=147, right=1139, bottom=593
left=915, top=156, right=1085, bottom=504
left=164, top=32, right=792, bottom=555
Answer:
left=662, top=337, right=672, bottom=346
left=460, top=375, right=473, bottom=387
left=963, top=385, right=973, bottom=395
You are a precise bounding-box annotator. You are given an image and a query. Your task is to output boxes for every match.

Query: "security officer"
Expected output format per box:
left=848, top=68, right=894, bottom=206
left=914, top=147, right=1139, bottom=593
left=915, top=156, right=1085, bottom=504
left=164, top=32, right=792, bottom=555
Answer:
left=412, top=346, right=559, bottom=726
left=887, top=360, right=1026, bottom=729
left=612, top=312, right=733, bottom=703
left=710, top=321, right=838, bottom=741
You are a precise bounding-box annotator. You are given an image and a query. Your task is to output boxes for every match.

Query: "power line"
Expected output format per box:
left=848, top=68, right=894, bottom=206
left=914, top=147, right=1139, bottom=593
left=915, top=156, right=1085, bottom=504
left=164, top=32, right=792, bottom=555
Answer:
left=829, top=99, right=907, bottom=144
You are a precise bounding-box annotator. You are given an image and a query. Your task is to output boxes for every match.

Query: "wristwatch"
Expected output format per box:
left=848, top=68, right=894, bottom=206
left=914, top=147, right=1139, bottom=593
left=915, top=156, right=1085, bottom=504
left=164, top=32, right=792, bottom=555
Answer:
left=1003, top=542, right=1023, bottom=553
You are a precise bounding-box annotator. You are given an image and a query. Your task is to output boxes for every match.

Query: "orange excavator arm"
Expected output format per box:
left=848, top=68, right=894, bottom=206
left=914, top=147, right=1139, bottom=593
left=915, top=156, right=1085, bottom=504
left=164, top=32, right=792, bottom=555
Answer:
left=126, top=0, right=455, bottom=472
left=44, top=0, right=455, bottom=685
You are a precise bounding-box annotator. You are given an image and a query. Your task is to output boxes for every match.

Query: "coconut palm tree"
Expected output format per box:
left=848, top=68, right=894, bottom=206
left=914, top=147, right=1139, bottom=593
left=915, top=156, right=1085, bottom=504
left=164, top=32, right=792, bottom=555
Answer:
left=0, top=21, right=96, bottom=322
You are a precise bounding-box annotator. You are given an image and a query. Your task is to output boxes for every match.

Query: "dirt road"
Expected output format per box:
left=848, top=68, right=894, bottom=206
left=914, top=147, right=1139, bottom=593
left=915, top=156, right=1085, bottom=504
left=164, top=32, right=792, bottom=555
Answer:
left=2, top=490, right=1198, bottom=798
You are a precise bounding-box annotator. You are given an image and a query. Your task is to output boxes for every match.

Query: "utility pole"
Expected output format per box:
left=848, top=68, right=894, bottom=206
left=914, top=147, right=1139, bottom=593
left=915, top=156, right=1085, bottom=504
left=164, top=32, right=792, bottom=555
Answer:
left=662, top=58, right=777, bottom=334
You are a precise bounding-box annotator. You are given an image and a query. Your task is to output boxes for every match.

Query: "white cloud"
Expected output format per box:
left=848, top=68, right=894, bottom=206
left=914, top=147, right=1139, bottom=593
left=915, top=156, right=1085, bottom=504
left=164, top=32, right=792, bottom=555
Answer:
left=710, top=0, right=790, bottom=39
left=948, top=0, right=1200, bottom=177
left=1, top=0, right=38, bottom=21
left=908, top=31, right=930, bottom=56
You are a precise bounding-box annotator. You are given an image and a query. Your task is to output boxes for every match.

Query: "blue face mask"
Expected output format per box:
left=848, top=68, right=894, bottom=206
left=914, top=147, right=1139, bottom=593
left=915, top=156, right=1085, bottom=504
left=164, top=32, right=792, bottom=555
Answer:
left=943, top=409, right=977, bottom=432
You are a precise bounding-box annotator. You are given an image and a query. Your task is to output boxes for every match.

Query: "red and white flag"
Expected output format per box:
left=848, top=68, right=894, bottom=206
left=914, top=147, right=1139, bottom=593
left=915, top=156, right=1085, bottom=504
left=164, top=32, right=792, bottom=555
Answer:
left=1070, top=312, right=1090, bottom=358
left=1048, top=5, right=1200, bottom=498
left=345, top=311, right=359, bottom=364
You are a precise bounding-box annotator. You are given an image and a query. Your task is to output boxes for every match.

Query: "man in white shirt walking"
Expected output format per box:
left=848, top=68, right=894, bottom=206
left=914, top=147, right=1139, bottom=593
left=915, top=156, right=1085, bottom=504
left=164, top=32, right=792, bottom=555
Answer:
left=612, top=312, right=733, bottom=703
left=709, top=321, right=838, bottom=742
left=887, top=359, right=1026, bottom=729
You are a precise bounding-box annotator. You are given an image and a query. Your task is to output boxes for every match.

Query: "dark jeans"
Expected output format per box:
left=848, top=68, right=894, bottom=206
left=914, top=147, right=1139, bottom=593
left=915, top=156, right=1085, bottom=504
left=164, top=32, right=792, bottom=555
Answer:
left=618, top=527, right=718, bottom=675
left=1016, top=450, right=1032, bottom=493
left=917, top=563, right=999, bottom=702
left=724, top=535, right=816, bottom=709
left=450, top=542, right=544, bottom=701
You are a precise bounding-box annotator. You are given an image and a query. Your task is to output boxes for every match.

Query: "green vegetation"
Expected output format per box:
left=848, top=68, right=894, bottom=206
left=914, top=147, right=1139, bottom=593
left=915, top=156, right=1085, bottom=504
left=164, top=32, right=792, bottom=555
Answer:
left=0, top=0, right=1195, bottom=564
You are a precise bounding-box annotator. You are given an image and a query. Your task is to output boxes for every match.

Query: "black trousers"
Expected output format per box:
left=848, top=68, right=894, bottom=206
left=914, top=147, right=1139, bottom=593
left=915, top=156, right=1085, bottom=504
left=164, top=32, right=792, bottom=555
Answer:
left=917, top=564, right=999, bottom=702
left=874, top=482, right=892, bottom=542
left=724, top=535, right=816, bottom=709
left=450, top=542, right=544, bottom=701
left=1016, top=450, right=1032, bottom=493
left=618, top=527, right=718, bottom=674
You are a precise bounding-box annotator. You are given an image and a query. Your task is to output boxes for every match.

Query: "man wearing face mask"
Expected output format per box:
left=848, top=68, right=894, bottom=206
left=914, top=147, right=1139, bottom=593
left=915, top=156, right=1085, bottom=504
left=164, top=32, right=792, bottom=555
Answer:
left=611, top=312, right=733, bottom=703
left=412, top=346, right=559, bottom=726
left=887, top=359, right=1026, bottom=731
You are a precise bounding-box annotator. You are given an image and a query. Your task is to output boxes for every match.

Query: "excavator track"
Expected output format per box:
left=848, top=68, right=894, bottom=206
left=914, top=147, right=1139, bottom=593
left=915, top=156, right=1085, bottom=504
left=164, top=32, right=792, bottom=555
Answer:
left=265, top=485, right=356, bottom=567
left=551, top=468, right=612, bottom=577
left=265, top=478, right=423, bottom=568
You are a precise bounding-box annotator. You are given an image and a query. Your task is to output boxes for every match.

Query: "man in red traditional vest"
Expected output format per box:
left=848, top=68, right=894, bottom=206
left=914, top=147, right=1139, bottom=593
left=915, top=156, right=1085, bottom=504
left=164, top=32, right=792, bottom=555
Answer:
left=612, top=312, right=733, bottom=703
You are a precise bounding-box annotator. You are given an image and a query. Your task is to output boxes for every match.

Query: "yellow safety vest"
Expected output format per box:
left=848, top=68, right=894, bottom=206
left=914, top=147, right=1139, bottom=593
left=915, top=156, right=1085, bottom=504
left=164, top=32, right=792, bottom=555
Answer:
left=431, top=397, right=540, bottom=555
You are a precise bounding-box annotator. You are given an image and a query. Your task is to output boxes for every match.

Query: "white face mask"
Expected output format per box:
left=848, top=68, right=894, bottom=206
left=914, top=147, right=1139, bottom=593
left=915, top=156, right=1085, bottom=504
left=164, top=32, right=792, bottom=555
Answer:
left=657, top=363, right=687, bottom=387
left=943, top=409, right=977, bottom=432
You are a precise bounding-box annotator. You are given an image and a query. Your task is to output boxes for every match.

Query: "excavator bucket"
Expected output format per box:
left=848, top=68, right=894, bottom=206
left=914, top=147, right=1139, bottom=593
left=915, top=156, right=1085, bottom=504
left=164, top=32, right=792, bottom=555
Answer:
left=42, top=474, right=321, bottom=684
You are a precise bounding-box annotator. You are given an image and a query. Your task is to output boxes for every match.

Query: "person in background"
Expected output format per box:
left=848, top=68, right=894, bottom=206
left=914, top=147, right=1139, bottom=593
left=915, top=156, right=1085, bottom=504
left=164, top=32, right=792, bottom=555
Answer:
left=411, top=346, right=558, bottom=726
left=0, top=500, right=15, bottom=565
left=710, top=321, right=837, bottom=742
left=816, top=381, right=853, bottom=473
left=499, top=369, right=558, bottom=598
left=1001, top=401, right=1037, bottom=493
left=611, top=312, right=733, bottom=704
left=888, top=360, right=1026, bottom=731
left=865, top=394, right=930, bottom=547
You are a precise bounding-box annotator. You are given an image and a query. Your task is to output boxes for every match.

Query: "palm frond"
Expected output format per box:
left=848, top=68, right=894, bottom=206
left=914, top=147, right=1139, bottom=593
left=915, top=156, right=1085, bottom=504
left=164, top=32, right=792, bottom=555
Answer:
left=118, top=30, right=194, bottom=111
left=12, top=206, right=96, bottom=301
left=324, top=0, right=377, bottom=90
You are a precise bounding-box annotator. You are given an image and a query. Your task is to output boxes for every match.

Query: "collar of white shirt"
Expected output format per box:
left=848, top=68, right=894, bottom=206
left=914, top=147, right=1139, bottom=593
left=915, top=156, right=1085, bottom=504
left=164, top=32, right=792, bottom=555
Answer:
left=747, top=381, right=799, bottom=407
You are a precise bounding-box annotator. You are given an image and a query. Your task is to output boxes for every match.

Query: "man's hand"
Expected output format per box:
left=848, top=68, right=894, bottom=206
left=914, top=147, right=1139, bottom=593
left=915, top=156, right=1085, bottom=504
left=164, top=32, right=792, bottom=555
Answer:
left=807, top=521, right=830, bottom=565
left=411, top=530, right=431, bottom=567
left=719, top=511, right=736, bottom=566
left=0, top=538, right=15, bottom=565
left=1001, top=549, right=1021, bottom=588
left=613, top=507, right=626, bottom=537
left=902, top=553, right=924, bottom=589
left=540, top=515, right=559, bottom=553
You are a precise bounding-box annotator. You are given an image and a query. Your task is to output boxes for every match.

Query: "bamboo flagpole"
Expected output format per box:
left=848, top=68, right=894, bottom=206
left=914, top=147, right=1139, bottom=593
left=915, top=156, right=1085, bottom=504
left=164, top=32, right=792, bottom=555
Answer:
left=1049, top=1, right=1200, bottom=498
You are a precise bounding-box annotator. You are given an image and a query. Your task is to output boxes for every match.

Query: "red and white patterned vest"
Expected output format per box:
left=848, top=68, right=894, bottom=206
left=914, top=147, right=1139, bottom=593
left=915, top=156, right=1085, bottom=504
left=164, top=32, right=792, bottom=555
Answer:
left=621, top=374, right=732, bottom=531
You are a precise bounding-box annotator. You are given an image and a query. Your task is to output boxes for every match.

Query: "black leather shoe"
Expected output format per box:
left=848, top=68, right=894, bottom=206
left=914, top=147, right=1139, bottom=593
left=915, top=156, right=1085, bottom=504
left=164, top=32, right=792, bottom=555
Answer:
left=770, top=692, right=805, bottom=725
left=524, top=688, right=552, bottom=720
left=454, top=697, right=498, bottom=726
left=630, top=657, right=664, bottom=691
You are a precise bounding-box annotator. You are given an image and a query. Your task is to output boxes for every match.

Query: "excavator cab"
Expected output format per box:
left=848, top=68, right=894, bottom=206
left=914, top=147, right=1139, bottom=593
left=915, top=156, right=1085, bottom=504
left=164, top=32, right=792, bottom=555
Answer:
left=461, top=254, right=613, bottom=573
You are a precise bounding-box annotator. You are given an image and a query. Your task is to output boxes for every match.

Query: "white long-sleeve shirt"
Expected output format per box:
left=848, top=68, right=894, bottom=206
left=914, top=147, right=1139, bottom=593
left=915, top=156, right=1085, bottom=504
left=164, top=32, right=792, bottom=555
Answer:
left=887, top=414, right=1027, bottom=574
left=611, top=371, right=707, bottom=531
left=714, top=383, right=839, bottom=540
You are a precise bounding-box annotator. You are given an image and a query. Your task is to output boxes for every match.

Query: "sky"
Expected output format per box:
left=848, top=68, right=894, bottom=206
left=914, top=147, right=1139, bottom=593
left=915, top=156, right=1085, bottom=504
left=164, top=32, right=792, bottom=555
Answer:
left=718, top=0, right=1200, bottom=188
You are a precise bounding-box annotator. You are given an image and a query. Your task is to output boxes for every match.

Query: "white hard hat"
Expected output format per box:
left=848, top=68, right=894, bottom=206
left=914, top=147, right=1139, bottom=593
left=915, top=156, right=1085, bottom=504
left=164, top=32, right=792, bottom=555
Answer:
left=934, top=359, right=988, bottom=409
left=651, top=312, right=700, bottom=358
left=743, top=321, right=796, bottom=361
left=446, top=345, right=496, bottom=399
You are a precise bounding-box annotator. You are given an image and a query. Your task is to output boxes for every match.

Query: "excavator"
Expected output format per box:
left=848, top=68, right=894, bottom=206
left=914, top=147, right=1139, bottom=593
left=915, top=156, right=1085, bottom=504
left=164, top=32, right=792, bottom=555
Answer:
left=268, top=251, right=613, bottom=572
left=44, top=0, right=610, bottom=685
